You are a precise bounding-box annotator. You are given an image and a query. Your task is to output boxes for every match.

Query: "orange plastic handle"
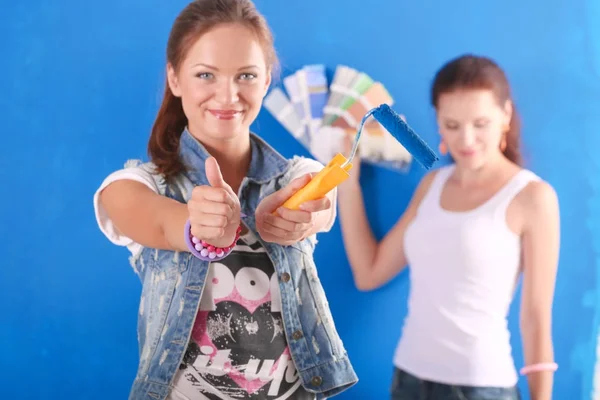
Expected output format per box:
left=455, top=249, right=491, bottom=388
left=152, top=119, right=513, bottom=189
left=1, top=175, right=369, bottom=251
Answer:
left=277, top=153, right=353, bottom=212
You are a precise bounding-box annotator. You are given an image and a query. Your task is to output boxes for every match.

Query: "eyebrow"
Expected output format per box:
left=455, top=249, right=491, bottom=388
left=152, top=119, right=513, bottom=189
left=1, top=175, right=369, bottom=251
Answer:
left=192, top=63, right=260, bottom=70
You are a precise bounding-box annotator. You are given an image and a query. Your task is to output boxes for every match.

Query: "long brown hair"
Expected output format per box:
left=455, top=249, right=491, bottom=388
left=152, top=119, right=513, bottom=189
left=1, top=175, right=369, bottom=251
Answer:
left=430, top=54, right=522, bottom=166
left=148, top=0, right=278, bottom=180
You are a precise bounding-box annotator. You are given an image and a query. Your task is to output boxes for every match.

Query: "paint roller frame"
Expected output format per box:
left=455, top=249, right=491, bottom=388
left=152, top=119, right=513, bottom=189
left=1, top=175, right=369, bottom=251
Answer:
left=275, top=104, right=439, bottom=213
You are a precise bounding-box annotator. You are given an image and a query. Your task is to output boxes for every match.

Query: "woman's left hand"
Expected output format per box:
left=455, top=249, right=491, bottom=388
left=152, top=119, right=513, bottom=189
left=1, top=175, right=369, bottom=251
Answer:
left=255, top=173, right=332, bottom=245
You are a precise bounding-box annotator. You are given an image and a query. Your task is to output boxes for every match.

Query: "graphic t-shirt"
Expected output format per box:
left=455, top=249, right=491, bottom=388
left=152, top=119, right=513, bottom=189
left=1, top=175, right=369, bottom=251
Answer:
left=167, top=229, right=315, bottom=400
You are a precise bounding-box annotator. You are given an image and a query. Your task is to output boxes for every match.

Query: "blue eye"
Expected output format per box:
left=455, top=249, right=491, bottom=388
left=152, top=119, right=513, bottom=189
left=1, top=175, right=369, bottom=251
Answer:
left=196, top=72, right=213, bottom=79
left=239, top=73, right=257, bottom=80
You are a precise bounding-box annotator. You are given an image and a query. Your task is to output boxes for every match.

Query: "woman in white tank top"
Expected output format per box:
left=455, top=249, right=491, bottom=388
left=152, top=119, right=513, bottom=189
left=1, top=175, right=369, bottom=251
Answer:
left=338, top=54, right=560, bottom=400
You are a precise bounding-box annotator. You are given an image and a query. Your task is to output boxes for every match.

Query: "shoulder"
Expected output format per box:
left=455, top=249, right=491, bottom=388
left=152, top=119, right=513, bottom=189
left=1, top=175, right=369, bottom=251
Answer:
left=421, top=167, right=443, bottom=186
left=516, top=173, right=559, bottom=222
left=414, top=164, right=452, bottom=195
left=522, top=179, right=559, bottom=209
left=98, top=159, right=165, bottom=195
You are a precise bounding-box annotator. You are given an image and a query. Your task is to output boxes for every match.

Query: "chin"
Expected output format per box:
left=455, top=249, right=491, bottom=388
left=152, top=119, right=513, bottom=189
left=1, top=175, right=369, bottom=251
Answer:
left=456, top=156, right=485, bottom=170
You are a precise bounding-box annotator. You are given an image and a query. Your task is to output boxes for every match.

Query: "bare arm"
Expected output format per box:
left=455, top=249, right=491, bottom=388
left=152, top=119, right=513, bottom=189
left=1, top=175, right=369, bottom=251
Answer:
left=519, top=181, right=560, bottom=400
left=99, top=180, right=190, bottom=251
left=337, top=171, right=436, bottom=291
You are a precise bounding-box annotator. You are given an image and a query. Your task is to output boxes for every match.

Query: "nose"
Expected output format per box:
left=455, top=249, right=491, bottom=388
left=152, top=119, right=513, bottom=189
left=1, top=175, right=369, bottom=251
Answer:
left=215, top=79, right=239, bottom=105
left=460, top=126, right=476, bottom=147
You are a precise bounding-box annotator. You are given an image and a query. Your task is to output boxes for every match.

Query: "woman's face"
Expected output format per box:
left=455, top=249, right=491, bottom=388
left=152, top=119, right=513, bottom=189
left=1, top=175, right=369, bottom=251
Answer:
left=167, top=23, right=271, bottom=143
left=436, top=89, right=512, bottom=169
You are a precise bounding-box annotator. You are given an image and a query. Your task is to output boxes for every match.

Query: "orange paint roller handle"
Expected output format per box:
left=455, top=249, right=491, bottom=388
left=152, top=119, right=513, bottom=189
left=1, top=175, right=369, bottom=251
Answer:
left=277, top=153, right=353, bottom=212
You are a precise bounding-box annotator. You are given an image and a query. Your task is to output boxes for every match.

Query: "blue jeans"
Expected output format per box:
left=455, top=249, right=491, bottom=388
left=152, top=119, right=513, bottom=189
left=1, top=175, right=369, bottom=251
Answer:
left=390, top=368, right=521, bottom=400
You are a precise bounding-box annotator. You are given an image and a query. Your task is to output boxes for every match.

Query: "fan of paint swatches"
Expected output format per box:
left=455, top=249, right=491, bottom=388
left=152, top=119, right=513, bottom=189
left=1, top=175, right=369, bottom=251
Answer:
left=339, top=82, right=395, bottom=136
left=263, top=87, right=306, bottom=144
left=322, top=65, right=360, bottom=126
left=329, top=72, right=375, bottom=129
left=283, top=64, right=329, bottom=148
left=303, top=64, right=329, bottom=129
left=282, top=71, right=310, bottom=146
left=264, top=64, right=413, bottom=173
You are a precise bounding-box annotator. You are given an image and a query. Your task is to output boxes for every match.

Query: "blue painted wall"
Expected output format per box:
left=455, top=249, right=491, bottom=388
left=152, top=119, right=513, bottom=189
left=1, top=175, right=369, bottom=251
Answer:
left=2, top=1, right=599, bottom=399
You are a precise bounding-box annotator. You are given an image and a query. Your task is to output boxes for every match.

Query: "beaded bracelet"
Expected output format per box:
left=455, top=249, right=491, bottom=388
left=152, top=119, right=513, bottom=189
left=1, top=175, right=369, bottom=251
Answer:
left=184, top=220, right=242, bottom=261
left=519, top=362, right=558, bottom=376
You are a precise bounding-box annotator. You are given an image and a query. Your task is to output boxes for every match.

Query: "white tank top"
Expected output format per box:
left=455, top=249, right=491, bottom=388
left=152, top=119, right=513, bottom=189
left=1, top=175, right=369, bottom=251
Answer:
left=394, top=164, right=540, bottom=387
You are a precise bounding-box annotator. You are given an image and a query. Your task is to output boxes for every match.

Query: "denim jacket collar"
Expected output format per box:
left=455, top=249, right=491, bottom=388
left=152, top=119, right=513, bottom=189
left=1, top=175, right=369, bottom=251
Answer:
left=179, top=128, right=290, bottom=186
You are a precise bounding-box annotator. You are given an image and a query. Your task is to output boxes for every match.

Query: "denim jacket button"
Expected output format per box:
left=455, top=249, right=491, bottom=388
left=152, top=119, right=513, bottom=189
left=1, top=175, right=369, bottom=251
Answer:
left=281, top=272, right=291, bottom=282
left=292, top=330, right=303, bottom=340
left=311, top=376, right=323, bottom=386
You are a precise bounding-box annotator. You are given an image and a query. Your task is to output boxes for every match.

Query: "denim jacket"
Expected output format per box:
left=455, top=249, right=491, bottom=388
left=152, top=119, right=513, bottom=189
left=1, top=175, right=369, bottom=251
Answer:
left=125, top=130, right=358, bottom=399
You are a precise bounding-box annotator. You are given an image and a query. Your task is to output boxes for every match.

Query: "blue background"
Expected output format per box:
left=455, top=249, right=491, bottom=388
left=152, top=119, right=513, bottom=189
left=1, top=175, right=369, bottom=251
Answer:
left=2, top=0, right=599, bottom=399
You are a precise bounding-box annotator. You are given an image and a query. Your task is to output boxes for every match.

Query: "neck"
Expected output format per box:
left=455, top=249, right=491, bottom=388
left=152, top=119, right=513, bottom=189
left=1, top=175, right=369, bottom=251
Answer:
left=192, top=130, right=252, bottom=194
left=453, top=153, right=511, bottom=186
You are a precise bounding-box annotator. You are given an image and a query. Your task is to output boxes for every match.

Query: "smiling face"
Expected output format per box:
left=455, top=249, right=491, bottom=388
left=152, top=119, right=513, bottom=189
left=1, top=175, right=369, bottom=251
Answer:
left=167, top=22, right=271, bottom=143
left=436, top=89, right=512, bottom=170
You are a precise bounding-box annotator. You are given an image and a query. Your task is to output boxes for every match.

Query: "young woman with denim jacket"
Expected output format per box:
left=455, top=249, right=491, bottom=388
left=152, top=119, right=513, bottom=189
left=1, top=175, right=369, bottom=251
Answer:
left=338, top=55, right=560, bottom=400
left=93, top=1, right=357, bottom=398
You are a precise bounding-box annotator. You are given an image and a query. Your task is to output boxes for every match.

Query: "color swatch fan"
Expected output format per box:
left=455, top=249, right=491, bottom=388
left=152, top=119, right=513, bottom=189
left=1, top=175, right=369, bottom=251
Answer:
left=264, top=64, right=412, bottom=171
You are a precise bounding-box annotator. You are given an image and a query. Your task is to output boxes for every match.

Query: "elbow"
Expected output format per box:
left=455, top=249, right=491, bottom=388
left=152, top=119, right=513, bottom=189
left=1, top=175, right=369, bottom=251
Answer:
left=353, top=274, right=379, bottom=292
left=520, top=311, right=553, bottom=340
left=350, top=258, right=385, bottom=292
left=356, top=283, right=377, bottom=292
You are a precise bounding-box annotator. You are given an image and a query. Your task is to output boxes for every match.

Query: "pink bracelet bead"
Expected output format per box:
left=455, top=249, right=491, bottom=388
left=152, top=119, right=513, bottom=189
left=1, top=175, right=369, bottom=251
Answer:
left=184, top=220, right=241, bottom=262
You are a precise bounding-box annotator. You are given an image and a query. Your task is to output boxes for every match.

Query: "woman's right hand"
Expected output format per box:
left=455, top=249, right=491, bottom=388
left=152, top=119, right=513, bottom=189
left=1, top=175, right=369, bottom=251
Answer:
left=187, top=157, right=241, bottom=248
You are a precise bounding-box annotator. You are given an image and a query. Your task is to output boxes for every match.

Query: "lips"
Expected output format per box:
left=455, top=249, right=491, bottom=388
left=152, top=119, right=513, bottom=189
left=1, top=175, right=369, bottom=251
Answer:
left=208, top=109, right=242, bottom=120
left=459, top=149, right=476, bottom=157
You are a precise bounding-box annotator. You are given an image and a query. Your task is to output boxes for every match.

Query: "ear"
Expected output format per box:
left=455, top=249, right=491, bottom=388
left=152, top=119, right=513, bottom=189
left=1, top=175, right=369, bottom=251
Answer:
left=262, top=69, right=272, bottom=98
left=167, top=63, right=182, bottom=97
left=503, top=99, right=513, bottom=123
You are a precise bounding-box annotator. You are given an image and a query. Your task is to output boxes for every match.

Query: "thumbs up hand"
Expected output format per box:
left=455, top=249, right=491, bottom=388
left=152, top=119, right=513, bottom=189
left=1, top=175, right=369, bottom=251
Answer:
left=187, top=157, right=241, bottom=248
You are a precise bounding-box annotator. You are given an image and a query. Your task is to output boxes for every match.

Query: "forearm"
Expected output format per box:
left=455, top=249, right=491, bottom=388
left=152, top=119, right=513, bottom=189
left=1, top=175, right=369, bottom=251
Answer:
left=338, top=181, right=379, bottom=282
left=522, top=322, right=555, bottom=400
left=99, top=180, right=191, bottom=253
left=160, top=200, right=192, bottom=252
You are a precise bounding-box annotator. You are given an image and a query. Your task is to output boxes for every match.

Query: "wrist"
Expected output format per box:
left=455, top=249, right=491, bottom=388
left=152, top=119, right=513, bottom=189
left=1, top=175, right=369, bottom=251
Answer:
left=185, top=221, right=241, bottom=260
left=165, top=204, right=193, bottom=252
